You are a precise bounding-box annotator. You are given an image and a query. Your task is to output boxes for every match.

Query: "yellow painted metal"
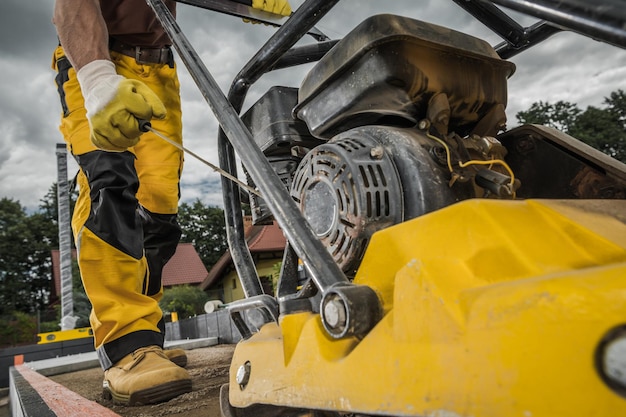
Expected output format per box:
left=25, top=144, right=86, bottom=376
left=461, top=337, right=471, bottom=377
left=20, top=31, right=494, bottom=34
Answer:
left=37, top=327, right=93, bottom=344
left=229, top=199, right=626, bottom=416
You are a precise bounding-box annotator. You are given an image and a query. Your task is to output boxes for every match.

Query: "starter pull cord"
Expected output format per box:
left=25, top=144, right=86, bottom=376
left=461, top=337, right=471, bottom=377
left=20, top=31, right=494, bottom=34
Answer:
left=138, top=119, right=262, bottom=197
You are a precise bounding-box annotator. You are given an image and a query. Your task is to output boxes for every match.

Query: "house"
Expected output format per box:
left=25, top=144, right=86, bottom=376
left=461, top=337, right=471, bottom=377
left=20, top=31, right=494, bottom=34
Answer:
left=199, top=220, right=286, bottom=303
left=160, top=243, right=210, bottom=287
left=50, top=243, right=209, bottom=304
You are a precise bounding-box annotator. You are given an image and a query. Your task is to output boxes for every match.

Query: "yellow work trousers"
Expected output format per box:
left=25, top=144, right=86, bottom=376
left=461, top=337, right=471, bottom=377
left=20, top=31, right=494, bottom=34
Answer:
left=53, top=45, right=184, bottom=370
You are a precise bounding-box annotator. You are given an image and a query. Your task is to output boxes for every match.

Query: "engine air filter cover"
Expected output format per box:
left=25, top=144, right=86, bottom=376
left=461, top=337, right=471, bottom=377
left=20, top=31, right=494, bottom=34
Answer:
left=295, top=14, right=515, bottom=139
left=290, top=135, right=403, bottom=275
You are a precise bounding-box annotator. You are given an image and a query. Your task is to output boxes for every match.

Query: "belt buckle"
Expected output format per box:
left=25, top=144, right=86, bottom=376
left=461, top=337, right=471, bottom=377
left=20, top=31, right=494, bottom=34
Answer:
left=134, top=46, right=148, bottom=65
left=134, top=45, right=173, bottom=67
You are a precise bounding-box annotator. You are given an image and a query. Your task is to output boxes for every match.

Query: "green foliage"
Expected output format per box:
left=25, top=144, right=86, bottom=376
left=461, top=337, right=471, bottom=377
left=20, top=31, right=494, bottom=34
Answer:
left=0, top=197, right=56, bottom=315
left=0, top=183, right=77, bottom=342
left=271, top=262, right=282, bottom=296
left=516, top=100, right=582, bottom=132
left=159, top=285, right=210, bottom=319
left=0, top=198, right=31, bottom=315
left=38, top=303, right=61, bottom=333
left=569, top=90, right=626, bottom=162
left=0, top=311, right=37, bottom=347
left=516, top=89, right=626, bottom=163
left=177, top=200, right=228, bottom=269
left=39, top=320, right=61, bottom=333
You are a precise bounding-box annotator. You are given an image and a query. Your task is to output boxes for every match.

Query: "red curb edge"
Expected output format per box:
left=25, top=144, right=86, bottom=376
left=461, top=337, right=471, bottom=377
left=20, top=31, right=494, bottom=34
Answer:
left=14, top=364, right=121, bottom=417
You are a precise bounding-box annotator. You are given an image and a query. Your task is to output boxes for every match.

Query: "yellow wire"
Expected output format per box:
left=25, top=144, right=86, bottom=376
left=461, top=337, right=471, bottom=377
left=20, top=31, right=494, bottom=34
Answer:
left=426, top=132, right=516, bottom=195
left=458, top=159, right=516, bottom=189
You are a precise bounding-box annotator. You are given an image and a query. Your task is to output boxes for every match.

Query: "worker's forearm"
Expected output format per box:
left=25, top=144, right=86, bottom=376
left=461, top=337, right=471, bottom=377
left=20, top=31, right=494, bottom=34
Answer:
left=53, top=0, right=110, bottom=70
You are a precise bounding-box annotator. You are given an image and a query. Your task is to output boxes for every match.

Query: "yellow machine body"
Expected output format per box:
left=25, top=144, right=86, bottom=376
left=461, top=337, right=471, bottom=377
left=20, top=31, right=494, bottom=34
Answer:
left=229, top=199, right=626, bottom=416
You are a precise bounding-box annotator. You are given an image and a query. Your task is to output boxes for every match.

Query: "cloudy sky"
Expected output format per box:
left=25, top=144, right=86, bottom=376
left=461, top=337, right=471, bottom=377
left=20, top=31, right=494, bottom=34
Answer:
left=1, top=0, right=625, bottom=212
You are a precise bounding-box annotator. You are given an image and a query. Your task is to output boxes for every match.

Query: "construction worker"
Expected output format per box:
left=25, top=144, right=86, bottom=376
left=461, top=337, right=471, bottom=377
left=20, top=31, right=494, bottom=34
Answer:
left=51, top=0, right=291, bottom=406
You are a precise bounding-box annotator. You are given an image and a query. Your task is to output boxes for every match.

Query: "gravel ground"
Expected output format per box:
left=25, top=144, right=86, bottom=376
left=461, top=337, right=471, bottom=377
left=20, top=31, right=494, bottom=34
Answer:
left=50, top=344, right=236, bottom=417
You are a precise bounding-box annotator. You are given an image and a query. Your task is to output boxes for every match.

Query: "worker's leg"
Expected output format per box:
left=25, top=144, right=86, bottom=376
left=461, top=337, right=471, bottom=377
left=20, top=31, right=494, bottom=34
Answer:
left=53, top=45, right=184, bottom=368
left=113, top=52, right=188, bottom=371
left=53, top=45, right=190, bottom=405
left=111, top=51, right=185, bottom=312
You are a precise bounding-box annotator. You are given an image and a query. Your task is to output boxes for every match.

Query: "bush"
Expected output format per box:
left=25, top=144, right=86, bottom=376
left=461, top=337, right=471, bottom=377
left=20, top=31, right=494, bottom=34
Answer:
left=0, top=312, right=37, bottom=347
left=159, top=285, right=209, bottom=320
left=39, top=321, right=61, bottom=333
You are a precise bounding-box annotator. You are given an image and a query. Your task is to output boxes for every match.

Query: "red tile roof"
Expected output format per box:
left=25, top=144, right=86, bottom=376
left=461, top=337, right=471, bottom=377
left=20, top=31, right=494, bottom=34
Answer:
left=50, top=243, right=209, bottom=299
left=162, top=243, right=209, bottom=286
left=246, top=222, right=288, bottom=252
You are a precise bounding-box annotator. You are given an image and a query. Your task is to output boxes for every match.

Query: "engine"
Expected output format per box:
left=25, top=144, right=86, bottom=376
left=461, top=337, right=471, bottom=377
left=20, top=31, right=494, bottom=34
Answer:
left=243, top=14, right=519, bottom=277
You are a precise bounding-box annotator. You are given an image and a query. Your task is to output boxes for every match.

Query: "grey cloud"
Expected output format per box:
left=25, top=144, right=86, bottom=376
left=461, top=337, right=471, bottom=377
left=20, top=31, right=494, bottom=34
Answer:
left=0, top=0, right=56, bottom=60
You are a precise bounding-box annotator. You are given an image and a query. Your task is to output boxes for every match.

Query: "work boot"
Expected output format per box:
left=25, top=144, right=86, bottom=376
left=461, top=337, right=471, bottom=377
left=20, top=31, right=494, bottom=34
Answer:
left=164, top=348, right=188, bottom=367
left=102, top=345, right=192, bottom=405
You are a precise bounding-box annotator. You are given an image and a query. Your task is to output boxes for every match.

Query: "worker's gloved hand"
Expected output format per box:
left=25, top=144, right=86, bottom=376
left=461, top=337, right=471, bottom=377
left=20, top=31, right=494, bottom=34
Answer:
left=76, top=60, right=166, bottom=152
left=251, top=0, right=291, bottom=16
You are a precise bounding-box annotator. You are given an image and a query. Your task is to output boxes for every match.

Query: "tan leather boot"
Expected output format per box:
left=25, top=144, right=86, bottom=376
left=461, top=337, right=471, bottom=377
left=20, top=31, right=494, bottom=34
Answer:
left=103, top=345, right=192, bottom=405
left=164, top=348, right=187, bottom=367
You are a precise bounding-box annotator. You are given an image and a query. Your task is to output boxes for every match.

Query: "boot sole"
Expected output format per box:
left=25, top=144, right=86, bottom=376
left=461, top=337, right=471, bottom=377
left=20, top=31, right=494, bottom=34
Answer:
left=164, top=349, right=188, bottom=368
left=103, top=378, right=192, bottom=406
left=169, top=355, right=188, bottom=368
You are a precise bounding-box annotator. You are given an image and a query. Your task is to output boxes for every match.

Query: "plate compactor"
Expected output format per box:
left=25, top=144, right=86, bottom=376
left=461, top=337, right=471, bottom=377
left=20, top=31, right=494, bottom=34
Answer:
left=146, top=1, right=626, bottom=415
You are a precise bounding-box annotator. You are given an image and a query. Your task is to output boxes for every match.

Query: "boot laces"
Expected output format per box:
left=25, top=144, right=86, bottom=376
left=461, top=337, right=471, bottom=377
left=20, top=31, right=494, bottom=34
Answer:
left=122, top=345, right=165, bottom=371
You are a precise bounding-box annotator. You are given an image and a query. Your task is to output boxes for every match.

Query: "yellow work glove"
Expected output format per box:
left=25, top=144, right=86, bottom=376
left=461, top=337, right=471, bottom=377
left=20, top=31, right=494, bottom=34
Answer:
left=251, top=0, right=291, bottom=16
left=76, top=60, right=166, bottom=152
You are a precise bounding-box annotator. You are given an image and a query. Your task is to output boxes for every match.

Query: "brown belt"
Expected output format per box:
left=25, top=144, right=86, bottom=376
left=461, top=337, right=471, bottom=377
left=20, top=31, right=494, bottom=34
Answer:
left=109, top=38, right=174, bottom=67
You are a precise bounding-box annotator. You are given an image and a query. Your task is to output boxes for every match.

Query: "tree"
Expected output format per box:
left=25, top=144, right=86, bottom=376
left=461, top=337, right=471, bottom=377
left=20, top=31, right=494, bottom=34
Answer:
left=0, top=181, right=76, bottom=321
left=516, top=89, right=626, bottom=163
left=177, top=200, right=228, bottom=269
left=0, top=198, right=30, bottom=315
left=516, top=100, right=582, bottom=132
left=568, top=90, right=626, bottom=162
left=24, top=211, right=57, bottom=310
left=159, top=285, right=209, bottom=319
left=569, top=106, right=626, bottom=163
left=605, top=89, right=626, bottom=125
left=0, top=198, right=55, bottom=315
